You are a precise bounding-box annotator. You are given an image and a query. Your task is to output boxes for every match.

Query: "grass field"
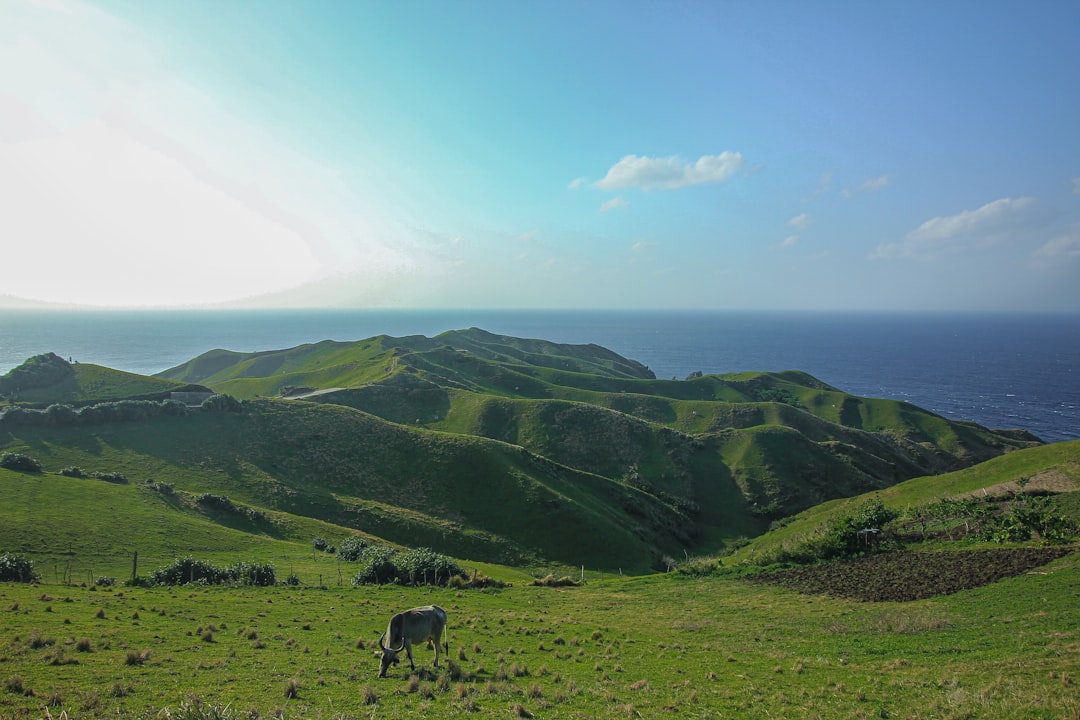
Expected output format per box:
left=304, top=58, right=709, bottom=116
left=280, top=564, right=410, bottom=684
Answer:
left=2, top=549, right=1077, bottom=719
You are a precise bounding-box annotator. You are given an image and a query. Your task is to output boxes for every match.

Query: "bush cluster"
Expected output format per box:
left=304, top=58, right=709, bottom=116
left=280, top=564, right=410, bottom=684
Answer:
left=0, top=399, right=189, bottom=429
left=0, top=394, right=243, bottom=430
left=351, top=546, right=464, bottom=586
left=312, top=537, right=335, bottom=554
left=898, top=489, right=1077, bottom=545
left=200, top=394, right=242, bottom=413
left=147, top=557, right=276, bottom=586
left=91, top=471, right=127, bottom=484
left=0, top=452, right=42, bottom=473
left=337, top=536, right=369, bottom=561
left=196, top=493, right=236, bottom=512
left=194, top=493, right=266, bottom=523
left=759, top=498, right=900, bottom=565
left=0, top=553, right=40, bottom=582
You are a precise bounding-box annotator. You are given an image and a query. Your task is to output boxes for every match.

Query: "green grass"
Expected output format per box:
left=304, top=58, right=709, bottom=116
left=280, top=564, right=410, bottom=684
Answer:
left=0, top=397, right=690, bottom=574
left=727, top=440, right=1080, bottom=565
left=0, top=550, right=1076, bottom=719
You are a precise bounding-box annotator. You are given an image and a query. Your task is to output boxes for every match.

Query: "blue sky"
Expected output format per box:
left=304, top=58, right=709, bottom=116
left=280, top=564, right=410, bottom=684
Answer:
left=2, top=0, right=1078, bottom=310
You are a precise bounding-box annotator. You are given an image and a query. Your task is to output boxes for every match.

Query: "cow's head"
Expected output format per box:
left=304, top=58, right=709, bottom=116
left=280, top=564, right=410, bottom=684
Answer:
left=377, top=631, right=403, bottom=678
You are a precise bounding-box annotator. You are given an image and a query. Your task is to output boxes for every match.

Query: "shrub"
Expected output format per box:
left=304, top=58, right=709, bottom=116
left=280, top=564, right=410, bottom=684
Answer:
left=338, top=536, right=369, bottom=561
left=44, top=404, right=79, bottom=425
left=201, top=394, right=242, bottom=413
left=91, top=471, right=127, bottom=484
left=761, top=498, right=901, bottom=565
left=229, top=561, right=276, bottom=586
left=196, top=493, right=236, bottom=513
left=150, top=558, right=227, bottom=586
left=59, top=466, right=89, bottom=478
left=395, top=547, right=464, bottom=586
left=0, top=452, right=42, bottom=473
left=0, top=553, right=40, bottom=582
left=148, top=558, right=276, bottom=586
left=160, top=399, right=188, bottom=416
left=94, top=576, right=116, bottom=587
left=352, top=545, right=399, bottom=585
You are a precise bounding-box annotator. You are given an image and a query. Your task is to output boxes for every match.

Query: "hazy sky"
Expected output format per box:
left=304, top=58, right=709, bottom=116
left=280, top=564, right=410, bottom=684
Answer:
left=2, top=0, right=1079, bottom=310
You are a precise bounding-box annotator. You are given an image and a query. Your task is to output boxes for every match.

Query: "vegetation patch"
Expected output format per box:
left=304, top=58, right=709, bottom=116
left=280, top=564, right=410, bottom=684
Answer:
left=0, top=452, right=41, bottom=472
left=751, top=547, right=1075, bottom=601
left=0, top=553, right=40, bottom=582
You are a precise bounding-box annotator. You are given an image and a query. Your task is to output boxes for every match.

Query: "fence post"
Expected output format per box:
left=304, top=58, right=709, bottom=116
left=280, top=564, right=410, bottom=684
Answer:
left=132, top=551, right=138, bottom=582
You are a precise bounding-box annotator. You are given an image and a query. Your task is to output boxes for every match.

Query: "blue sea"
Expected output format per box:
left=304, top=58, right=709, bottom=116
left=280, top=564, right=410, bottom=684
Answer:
left=1, top=309, right=1077, bottom=443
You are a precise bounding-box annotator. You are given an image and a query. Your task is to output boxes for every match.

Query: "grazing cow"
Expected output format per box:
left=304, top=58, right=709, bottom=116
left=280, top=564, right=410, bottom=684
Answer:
left=377, top=605, right=448, bottom=678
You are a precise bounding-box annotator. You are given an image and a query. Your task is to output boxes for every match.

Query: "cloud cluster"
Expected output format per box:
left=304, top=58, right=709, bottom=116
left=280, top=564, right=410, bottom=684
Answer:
left=594, top=152, right=743, bottom=191
left=841, top=175, right=890, bottom=199
left=600, top=196, right=630, bottom=212
left=873, top=197, right=1037, bottom=260
left=1033, top=224, right=1080, bottom=266
left=788, top=213, right=811, bottom=229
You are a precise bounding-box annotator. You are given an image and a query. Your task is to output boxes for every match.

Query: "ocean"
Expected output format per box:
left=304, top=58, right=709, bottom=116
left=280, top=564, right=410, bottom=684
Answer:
left=1, top=309, right=1077, bottom=443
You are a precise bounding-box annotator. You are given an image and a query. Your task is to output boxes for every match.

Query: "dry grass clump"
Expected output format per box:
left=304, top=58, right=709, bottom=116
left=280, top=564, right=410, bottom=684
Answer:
left=448, top=570, right=509, bottom=589
left=283, top=678, right=300, bottom=699
left=124, top=649, right=151, bottom=666
left=528, top=574, right=580, bottom=587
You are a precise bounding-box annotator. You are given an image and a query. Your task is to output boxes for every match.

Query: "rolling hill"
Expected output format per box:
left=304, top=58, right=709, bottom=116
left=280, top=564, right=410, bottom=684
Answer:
left=0, top=330, right=1046, bottom=573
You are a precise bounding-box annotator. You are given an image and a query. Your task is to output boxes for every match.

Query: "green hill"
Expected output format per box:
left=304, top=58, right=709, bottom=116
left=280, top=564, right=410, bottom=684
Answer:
left=0, top=351, right=201, bottom=405
left=0, top=329, right=1047, bottom=574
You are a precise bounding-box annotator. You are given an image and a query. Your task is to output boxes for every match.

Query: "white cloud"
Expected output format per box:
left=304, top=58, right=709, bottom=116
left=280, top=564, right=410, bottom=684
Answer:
left=872, top=197, right=1037, bottom=260
left=1033, top=224, right=1080, bottom=266
left=787, top=213, right=811, bottom=229
left=630, top=241, right=656, bottom=253
left=781, top=235, right=800, bottom=248
left=594, top=152, right=743, bottom=191
left=841, top=175, right=889, bottom=199
left=567, top=177, right=585, bottom=190
left=600, top=196, right=630, bottom=212
left=802, top=172, right=832, bottom=202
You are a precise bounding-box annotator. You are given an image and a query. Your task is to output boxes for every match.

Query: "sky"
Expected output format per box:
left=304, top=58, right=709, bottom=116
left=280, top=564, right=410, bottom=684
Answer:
left=1, top=0, right=1079, bottom=311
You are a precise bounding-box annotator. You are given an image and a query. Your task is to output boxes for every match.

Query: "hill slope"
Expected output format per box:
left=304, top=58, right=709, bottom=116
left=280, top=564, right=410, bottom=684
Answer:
left=0, top=329, right=1044, bottom=572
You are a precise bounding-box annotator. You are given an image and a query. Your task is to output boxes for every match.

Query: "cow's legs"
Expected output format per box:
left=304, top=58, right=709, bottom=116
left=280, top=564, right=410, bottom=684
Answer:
left=405, top=642, right=415, bottom=670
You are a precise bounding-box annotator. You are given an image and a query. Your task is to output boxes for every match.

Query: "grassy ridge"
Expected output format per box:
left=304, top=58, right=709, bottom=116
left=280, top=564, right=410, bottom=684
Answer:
left=2, top=329, right=1047, bottom=573
left=1, top=399, right=687, bottom=573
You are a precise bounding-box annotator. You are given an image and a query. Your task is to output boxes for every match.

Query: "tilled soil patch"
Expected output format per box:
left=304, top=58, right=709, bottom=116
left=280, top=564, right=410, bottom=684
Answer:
left=750, top=547, right=1075, bottom=602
